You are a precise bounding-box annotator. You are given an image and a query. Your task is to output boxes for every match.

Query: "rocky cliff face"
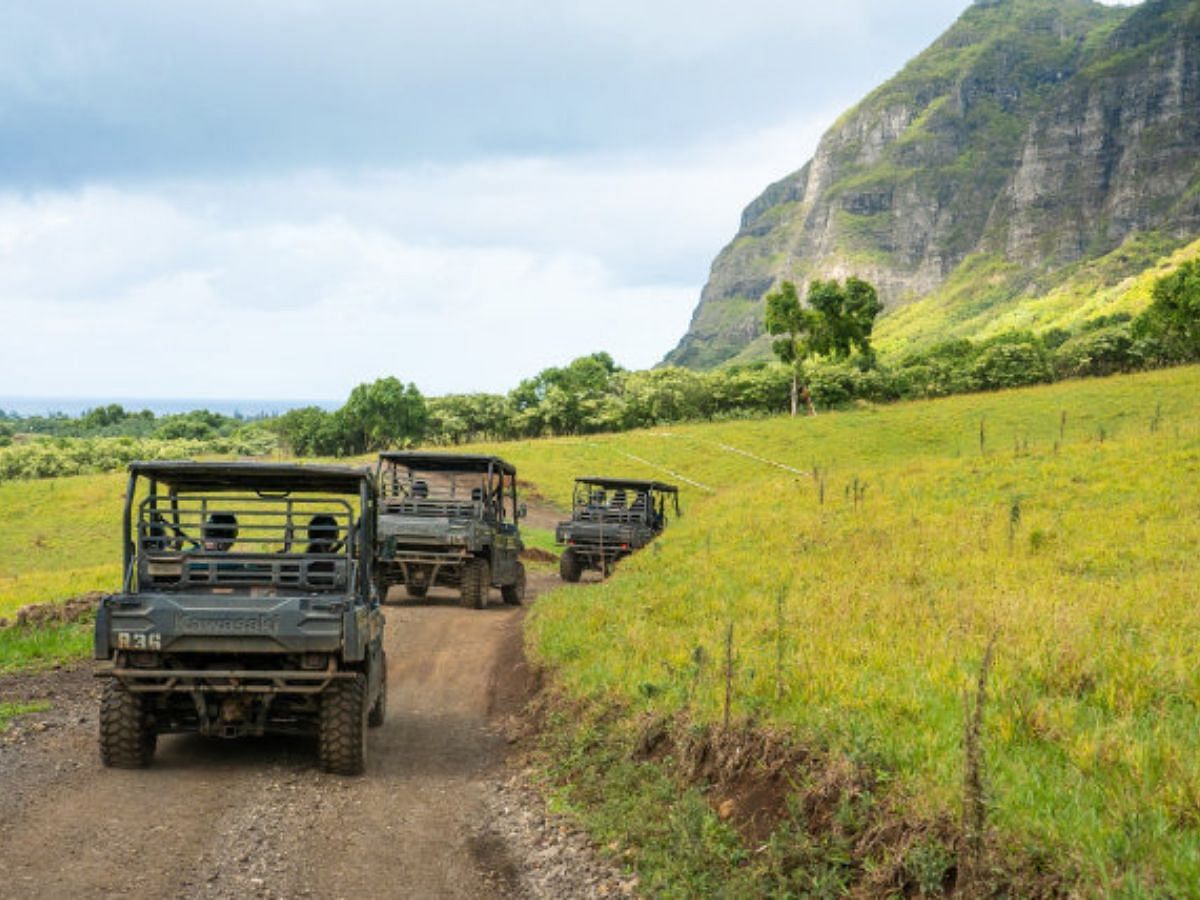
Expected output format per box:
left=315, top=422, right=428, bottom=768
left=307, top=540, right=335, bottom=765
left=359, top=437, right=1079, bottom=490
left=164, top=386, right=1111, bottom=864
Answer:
left=665, top=0, right=1200, bottom=369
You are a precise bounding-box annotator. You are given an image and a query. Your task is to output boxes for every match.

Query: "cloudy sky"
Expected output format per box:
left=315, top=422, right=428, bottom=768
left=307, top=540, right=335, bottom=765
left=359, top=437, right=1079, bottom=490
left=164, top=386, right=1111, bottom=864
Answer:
left=0, top=1, right=1135, bottom=402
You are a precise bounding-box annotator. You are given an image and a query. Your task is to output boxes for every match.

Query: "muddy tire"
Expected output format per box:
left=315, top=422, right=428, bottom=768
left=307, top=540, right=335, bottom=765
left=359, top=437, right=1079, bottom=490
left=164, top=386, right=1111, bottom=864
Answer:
left=501, top=562, right=526, bottom=606
left=461, top=558, right=490, bottom=609
left=559, top=548, right=582, bottom=583
left=319, top=673, right=368, bottom=776
left=405, top=583, right=428, bottom=600
left=99, top=680, right=156, bottom=769
left=368, top=653, right=387, bottom=728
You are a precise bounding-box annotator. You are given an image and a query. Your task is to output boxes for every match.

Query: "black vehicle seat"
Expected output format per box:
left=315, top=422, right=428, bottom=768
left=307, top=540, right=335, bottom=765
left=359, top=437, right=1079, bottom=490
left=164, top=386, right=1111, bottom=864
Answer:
left=306, top=514, right=341, bottom=554
left=202, top=512, right=239, bottom=552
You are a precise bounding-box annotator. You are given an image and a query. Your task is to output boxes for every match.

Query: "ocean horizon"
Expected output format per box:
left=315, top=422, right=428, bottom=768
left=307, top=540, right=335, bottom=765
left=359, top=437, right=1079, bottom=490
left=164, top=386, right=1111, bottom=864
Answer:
left=0, top=395, right=340, bottom=418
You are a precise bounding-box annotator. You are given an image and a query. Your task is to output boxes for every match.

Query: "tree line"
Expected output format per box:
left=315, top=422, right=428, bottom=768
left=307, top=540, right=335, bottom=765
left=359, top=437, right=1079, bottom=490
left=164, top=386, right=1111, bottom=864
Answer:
left=4, top=260, right=1198, bottom=472
left=761, top=260, right=1200, bottom=410
left=272, top=359, right=793, bottom=454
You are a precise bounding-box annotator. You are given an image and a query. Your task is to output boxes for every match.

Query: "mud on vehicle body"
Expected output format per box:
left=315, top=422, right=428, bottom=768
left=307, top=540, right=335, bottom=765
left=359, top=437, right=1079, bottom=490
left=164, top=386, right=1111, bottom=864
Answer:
left=555, top=477, right=680, bottom=582
left=94, top=461, right=386, bottom=775
left=374, top=452, right=526, bottom=609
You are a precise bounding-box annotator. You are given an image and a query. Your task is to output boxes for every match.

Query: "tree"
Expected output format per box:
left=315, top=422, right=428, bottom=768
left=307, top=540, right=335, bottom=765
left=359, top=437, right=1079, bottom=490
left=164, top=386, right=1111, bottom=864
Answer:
left=274, top=406, right=341, bottom=456
left=766, top=277, right=884, bottom=416
left=337, top=377, right=427, bottom=454
left=805, top=276, right=884, bottom=363
left=765, top=281, right=816, bottom=416
left=507, top=352, right=623, bottom=436
left=80, top=404, right=128, bottom=431
left=1134, top=260, right=1200, bottom=363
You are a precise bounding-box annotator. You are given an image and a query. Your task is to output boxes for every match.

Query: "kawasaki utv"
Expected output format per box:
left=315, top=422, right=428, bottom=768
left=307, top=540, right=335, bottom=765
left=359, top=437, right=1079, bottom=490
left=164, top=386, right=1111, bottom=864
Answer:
left=94, top=461, right=386, bottom=775
left=374, top=452, right=526, bottom=608
left=555, top=477, right=680, bottom=582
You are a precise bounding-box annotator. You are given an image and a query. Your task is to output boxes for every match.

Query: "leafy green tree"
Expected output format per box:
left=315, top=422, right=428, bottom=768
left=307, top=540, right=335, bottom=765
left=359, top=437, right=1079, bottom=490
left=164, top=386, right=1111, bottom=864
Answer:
left=766, top=277, right=881, bottom=415
left=765, top=281, right=816, bottom=416
left=508, top=352, right=623, bottom=436
left=1134, top=260, right=1200, bottom=363
left=337, top=377, right=427, bottom=454
left=154, top=410, right=230, bottom=440
left=273, top=406, right=343, bottom=456
left=805, top=276, right=884, bottom=363
left=80, top=404, right=128, bottom=431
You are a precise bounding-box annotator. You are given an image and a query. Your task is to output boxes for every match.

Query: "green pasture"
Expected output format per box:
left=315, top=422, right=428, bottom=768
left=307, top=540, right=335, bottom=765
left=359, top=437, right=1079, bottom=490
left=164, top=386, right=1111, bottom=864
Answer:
left=467, top=365, right=1200, bottom=892
left=0, top=472, right=126, bottom=618
left=4, top=366, right=1200, bottom=888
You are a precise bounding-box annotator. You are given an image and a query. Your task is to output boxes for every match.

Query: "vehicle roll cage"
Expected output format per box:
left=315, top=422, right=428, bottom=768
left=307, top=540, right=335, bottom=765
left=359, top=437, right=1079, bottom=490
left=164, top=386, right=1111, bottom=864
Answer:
left=121, top=461, right=376, bottom=596
left=570, top=477, right=681, bottom=521
left=376, top=452, right=521, bottom=523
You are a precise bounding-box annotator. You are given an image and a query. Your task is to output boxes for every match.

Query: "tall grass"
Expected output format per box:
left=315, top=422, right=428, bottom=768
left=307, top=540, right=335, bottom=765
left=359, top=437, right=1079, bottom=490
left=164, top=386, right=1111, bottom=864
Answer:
left=467, top=365, right=1200, bottom=891
left=0, top=473, right=126, bottom=616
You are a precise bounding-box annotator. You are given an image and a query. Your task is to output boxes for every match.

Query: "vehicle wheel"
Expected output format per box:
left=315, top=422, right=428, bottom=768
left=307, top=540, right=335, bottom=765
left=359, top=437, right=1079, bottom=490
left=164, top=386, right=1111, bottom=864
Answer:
left=461, top=558, right=490, bottom=609
left=405, top=583, right=428, bottom=600
left=99, top=680, right=156, bottom=769
left=559, top=548, right=582, bottom=583
left=319, top=673, right=367, bottom=776
left=368, top=652, right=388, bottom=728
left=501, top=562, right=526, bottom=606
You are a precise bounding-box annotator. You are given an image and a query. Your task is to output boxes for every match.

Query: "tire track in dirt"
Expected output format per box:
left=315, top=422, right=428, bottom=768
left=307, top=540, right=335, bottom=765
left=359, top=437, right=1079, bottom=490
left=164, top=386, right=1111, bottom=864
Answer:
left=0, top=574, right=561, bottom=899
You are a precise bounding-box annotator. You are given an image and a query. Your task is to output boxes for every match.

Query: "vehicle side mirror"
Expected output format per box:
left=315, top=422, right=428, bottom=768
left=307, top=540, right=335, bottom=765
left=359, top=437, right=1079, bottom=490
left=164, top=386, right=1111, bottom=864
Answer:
left=518, top=503, right=527, bottom=520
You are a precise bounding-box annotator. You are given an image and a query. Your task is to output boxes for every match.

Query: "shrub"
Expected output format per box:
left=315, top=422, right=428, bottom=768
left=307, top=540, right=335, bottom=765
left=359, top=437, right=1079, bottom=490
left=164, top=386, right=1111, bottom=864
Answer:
left=1053, top=323, right=1138, bottom=378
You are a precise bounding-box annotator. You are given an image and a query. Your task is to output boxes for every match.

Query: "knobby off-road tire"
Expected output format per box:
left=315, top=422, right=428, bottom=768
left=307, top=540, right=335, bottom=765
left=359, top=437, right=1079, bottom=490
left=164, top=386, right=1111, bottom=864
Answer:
left=99, top=680, right=156, bottom=769
left=368, top=652, right=388, bottom=728
left=501, top=562, right=526, bottom=606
left=319, top=673, right=368, bottom=776
left=405, top=583, right=429, bottom=600
left=559, top=548, right=582, bottom=583
left=461, top=557, right=491, bottom=610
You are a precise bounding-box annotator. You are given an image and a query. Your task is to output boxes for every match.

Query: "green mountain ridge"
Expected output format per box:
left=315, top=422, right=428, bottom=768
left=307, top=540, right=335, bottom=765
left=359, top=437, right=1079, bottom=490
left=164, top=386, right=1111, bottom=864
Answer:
left=665, top=0, right=1200, bottom=369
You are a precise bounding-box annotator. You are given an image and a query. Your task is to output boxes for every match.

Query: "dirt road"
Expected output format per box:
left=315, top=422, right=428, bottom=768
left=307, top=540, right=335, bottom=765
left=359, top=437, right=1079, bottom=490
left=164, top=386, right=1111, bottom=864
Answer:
left=0, top=572, right=624, bottom=899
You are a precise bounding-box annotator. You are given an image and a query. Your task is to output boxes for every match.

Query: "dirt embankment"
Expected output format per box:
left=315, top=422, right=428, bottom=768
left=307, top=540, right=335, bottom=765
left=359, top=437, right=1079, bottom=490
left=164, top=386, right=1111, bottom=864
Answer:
left=0, top=592, right=101, bottom=629
left=0, top=572, right=632, bottom=899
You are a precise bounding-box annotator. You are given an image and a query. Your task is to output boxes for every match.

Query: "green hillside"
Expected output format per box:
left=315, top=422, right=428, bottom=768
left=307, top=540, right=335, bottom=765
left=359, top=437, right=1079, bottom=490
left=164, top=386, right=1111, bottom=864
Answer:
left=6, top=367, right=1200, bottom=890
left=874, top=234, right=1200, bottom=354
left=469, top=365, right=1200, bottom=893
left=667, top=0, right=1200, bottom=371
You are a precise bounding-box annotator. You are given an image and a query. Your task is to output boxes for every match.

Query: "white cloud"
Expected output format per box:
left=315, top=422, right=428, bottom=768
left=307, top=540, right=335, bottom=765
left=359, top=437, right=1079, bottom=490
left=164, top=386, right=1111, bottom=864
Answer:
left=0, top=112, right=832, bottom=399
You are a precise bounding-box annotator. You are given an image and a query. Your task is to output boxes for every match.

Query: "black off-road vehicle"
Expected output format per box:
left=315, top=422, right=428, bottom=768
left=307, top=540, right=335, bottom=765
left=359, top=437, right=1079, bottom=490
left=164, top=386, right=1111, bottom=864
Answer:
left=94, top=461, right=386, bottom=775
left=556, top=477, right=680, bottom=582
left=374, top=452, right=526, bottom=608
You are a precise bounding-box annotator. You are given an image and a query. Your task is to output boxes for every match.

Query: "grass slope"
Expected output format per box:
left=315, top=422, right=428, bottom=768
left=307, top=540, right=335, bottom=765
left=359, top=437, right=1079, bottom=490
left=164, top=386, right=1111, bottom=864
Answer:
left=467, top=365, right=1200, bottom=892
left=875, top=234, right=1200, bottom=354
left=0, top=472, right=126, bottom=617
left=5, top=369, right=1200, bottom=888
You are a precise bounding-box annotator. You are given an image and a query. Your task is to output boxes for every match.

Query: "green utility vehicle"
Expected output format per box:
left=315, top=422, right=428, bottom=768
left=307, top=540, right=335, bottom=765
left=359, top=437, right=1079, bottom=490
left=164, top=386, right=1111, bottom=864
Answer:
left=94, top=461, right=386, bottom=775
left=556, top=477, right=680, bottom=581
left=374, top=453, right=526, bottom=608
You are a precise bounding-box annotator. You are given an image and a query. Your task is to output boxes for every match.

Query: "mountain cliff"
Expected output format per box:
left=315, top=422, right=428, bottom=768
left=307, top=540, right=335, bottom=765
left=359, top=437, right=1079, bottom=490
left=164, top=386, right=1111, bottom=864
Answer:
left=665, top=0, right=1200, bottom=368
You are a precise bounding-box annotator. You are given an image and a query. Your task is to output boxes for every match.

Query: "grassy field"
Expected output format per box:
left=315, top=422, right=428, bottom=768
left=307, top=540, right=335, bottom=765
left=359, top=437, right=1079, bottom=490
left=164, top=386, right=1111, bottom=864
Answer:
left=0, top=472, right=126, bottom=618
left=3, top=367, right=1199, bottom=890
left=463, top=366, right=1200, bottom=893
